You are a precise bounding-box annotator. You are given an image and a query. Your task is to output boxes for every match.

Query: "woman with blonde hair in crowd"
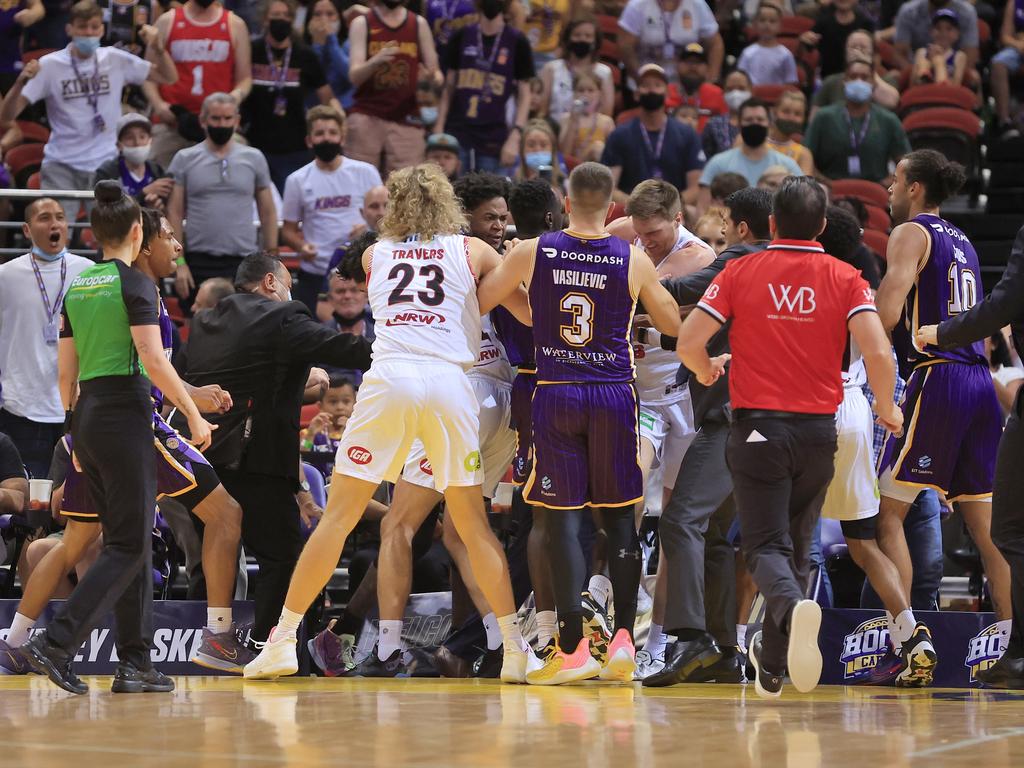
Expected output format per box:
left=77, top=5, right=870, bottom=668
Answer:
left=515, top=119, right=564, bottom=187
left=694, top=206, right=727, bottom=255
left=558, top=72, right=616, bottom=162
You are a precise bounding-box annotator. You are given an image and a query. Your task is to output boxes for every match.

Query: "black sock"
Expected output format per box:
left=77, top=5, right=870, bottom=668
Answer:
left=601, top=507, right=641, bottom=635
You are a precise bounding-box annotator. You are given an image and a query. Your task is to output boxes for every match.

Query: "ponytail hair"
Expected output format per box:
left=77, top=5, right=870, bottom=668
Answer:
left=902, top=149, right=966, bottom=207
left=90, top=180, right=141, bottom=245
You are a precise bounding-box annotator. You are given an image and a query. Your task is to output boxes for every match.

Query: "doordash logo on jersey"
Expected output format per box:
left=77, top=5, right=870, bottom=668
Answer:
left=347, top=446, right=373, bottom=465
left=768, top=284, right=816, bottom=316
left=386, top=310, right=446, bottom=327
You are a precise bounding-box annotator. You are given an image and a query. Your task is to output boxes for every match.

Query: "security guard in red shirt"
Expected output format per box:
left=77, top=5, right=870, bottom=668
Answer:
left=677, top=176, right=903, bottom=699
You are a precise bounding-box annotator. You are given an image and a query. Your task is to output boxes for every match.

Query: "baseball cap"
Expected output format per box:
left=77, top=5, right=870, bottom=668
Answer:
left=637, top=63, right=669, bottom=83
left=932, top=8, right=959, bottom=26
left=679, top=43, right=707, bottom=61
left=117, top=112, right=152, bottom=139
left=426, top=133, right=461, bottom=154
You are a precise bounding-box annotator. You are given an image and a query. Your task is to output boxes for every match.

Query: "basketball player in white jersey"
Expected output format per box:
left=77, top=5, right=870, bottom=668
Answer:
left=605, top=179, right=715, bottom=672
left=244, top=164, right=533, bottom=682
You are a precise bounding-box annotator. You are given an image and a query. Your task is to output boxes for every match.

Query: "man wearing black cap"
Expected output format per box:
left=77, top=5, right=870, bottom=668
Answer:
left=666, top=43, right=726, bottom=134
left=425, top=133, right=463, bottom=181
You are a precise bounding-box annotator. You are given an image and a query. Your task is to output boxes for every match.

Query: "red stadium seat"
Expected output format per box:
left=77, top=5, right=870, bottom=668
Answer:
left=26, top=171, right=40, bottom=190
left=605, top=202, right=625, bottom=224
left=599, top=38, right=620, bottom=63
left=830, top=179, right=888, bottom=210
left=300, top=403, right=320, bottom=429
left=877, top=40, right=899, bottom=70
left=903, top=108, right=982, bottom=201
left=978, top=18, right=991, bottom=48
left=862, top=229, right=889, bottom=260
left=563, top=154, right=581, bottom=172
left=780, top=15, right=814, bottom=37
left=5, top=142, right=44, bottom=186
left=597, top=14, right=619, bottom=42
left=21, top=48, right=56, bottom=63
left=863, top=204, right=891, bottom=233
left=163, top=295, right=185, bottom=324
left=898, top=83, right=977, bottom=116
left=615, top=107, right=641, bottom=125
left=751, top=84, right=799, bottom=107
left=15, top=120, right=50, bottom=144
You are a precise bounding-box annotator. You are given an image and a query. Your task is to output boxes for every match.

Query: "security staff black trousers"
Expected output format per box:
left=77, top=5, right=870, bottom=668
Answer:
left=992, top=399, right=1024, bottom=651
left=48, top=378, right=157, bottom=670
left=727, top=413, right=838, bottom=673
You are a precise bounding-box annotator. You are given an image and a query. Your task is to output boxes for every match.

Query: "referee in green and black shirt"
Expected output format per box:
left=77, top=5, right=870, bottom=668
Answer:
left=22, top=182, right=214, bottom=695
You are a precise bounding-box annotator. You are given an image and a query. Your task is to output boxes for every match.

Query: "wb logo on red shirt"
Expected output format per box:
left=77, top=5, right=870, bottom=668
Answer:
left=768, top=284, right=816, bottom=314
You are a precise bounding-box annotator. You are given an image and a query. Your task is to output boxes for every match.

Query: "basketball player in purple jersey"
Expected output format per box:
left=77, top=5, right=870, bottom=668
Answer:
left=478, top=163, right=683, bottom=685
left=875, top=150, right=1012, bottom=676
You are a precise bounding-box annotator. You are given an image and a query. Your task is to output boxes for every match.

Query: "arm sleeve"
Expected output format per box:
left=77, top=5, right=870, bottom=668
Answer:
left=0, top=434, right=26, bottom=482
left=514, top=33, right=536, bottom=81
left=120, top=267, right=160, bottom=326
left=696, top=266, right=733, bottom=324
left=618, top=0, right=644, bottom=35
left=280, top=308, right=374, bottom=370
left=939, top=227, right=1024, bottom=348
left=116, top=47, right=153, bottom=85
left=846, top=271, right=877, bottom=319
left=281, top=173, right=302, bottom=223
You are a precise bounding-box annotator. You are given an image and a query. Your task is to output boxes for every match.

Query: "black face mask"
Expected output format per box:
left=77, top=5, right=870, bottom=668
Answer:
left=312, top=141, right=342, bottom=162
left=381, top=0, right=404, bottom=8
left=638, top=91, right=666, bottom=112
left=268, top=18, right=292, bottom=42
left=741, top=123, right=768, bottom=148
left=680, top=75, right=703, bottom=93
left=478, top=0, right=504, bottom=19
left=206, top=125, right=234, bottom=145
left=568, top=41, right=593, bottom=59
left=193, top=0, right=215, bottom=8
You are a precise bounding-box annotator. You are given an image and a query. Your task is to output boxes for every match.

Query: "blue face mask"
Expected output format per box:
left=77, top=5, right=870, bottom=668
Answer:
left=844, top=79, right=873, bottom=104
left=32, top=245, right=65, bottom=262
left=420, top=106, right=438, bottom=126
left=525, top=151, right=551, bottom=171
left=72, top=36, right=101, bottom=56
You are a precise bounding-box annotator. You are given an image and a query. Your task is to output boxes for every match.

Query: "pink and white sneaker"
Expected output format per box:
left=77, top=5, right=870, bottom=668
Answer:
left=599, top=628, right=637, bottom=682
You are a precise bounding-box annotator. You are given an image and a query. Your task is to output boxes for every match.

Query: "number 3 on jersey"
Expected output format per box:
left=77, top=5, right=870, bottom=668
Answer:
left=559, top=292, right=595, bottom=346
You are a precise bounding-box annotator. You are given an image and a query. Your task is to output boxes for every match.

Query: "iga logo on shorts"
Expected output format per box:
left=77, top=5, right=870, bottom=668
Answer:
left=965, top=623, right=1005, bottom=683
left=839, top=616, right=891, bottom=681
left=419, top=459, right=433, bottom=476
left=463, top=451, right=481, bottom=472
left=347, top=446, right=373, bottom=465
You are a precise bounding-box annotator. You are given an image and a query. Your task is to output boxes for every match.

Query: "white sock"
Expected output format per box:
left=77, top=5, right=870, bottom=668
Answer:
left=206, top=607, right=232, bottom=634
left=588, top=574, right=612, bottom=610
left=273, top=607, right=303, bottom=641
left=891, top=609, right=916, bottom=649
left=482, top=612, right=503, bottom=651
left=497, top=613, right=528, bottom=652
left=997, top=619, right=1013, bottom=652
left=644, top=622, right=666, bottom=658
left=884, top=611, right=900, bottom=653
left=7, top=612, right=35, bottom=647
left=736, top=624, right=747, bottom=652
left=378, top=620, right=403, bottom=660
left=536, top=610, right=557, bottom=646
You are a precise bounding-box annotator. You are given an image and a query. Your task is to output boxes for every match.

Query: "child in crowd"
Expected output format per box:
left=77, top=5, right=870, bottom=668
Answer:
left=912, top=9, right=967, bottom=85
left=673, top=104, right=701, bottom=134
left=695, top=207, right=728, bottom=255
left=558, top=72, right=616, bottom=162
left=736, top=4, right=798, bottom=86
left=300, top=375, right=356, bottom=479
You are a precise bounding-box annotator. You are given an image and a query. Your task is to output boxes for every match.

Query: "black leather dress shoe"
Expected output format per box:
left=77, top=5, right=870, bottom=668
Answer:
left=642, top=632, right=722, bottom=687
left=692, top=645, right=745, bottom=683
left=111, top=663, right=175, bottom=693
left=21, top=632, right=88, bottom=695
left=976, top=650, right=1024, bottom=689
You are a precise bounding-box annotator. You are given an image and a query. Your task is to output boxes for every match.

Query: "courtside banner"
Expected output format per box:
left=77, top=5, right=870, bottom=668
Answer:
left=820, top=608, right=999, bottom=688
left=0, top=599, right=254, bottom=675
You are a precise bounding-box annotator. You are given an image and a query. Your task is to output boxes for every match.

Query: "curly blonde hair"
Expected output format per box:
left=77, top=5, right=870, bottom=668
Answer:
left=378, top=164, right=467, bottom=242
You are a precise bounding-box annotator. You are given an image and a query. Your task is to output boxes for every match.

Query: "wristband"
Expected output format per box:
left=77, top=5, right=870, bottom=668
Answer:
left=175, top=256, right=186, bottom=266
left=64, top=409, right=73, bottom=433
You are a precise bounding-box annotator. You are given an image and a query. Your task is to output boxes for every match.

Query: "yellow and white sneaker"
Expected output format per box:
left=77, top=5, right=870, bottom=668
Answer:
left=526, top=637, right=601, bottom=686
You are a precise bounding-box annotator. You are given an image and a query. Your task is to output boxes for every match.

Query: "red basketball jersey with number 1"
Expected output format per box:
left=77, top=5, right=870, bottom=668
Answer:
left=159, top=6, right=236, bottom=114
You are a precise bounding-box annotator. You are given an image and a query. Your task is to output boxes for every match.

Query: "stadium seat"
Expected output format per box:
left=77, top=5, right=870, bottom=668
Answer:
left=599, top=38, right=620, bottom=63
left=597, top=14, right=619, bottom=42
left=26, top=171, right=40, bottom=190
left=862, top=228, right=889, bottom=259
left=877, top=40, right=900, bottom=70
left=605, top=202, right=625, bottom=224
left=163, top=295, right=185, bottom=324
left=615, top=107, right=641, bottom=125
left=902, top=108, right=981, bottom=199
left=978, top=18, right=991, bottom=50
left=863, top=204, right=890, bottom=233
left=21, top=48, right=56, bottom=63
left=830, top=178, right=888, bottom=209
left=751, top=83, right=798, bottom=107
left=300, top=403, right=320, bottom=429
left=15, top=119, right=50, bottom=144
left=5, top=142, right=44, bottom=186
left=898, top=83, right=977, bottom=116
left=780, top=15, right=814, bottom=37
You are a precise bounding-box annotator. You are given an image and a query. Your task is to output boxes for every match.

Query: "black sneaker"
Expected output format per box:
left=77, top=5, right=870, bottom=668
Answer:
left=111, top=663, right=175, bottom=693
left=21, top=632, right=88, bottom=695
left=696, top=645, right=745, bottom=683
left=748, top=631, right=783, bottom=699
left=895, top=623, right=937, bottom=688
left=472, top=647, right=503, bottom=678
left=191, top=624, right=257, bottom=674
left=643, top=632, right=722, bottom=687
left=347, top=648, right=409, bottom=678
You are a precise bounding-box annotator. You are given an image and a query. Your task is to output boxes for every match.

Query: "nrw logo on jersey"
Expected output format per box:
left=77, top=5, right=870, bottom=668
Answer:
left=385, top=310, right=446, bottom=327
left=839, top=616, right=891, bottom=681
left=419, top=459, right=433, bottom=476
left=347, top=446, right=373, bottom=465
left=965, top=623, right=1004, bottom=682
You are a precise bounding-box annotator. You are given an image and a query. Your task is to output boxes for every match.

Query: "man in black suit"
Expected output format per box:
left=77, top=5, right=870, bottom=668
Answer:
left=181, top=252, right=373, bottom=645
left=641, top=187, right=773, bottom=687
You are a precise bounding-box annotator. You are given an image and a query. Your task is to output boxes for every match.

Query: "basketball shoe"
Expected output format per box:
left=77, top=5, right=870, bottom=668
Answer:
left=599, top=628, right=637, bottom=682
left=895, top=623, right=937, bottom=687
left=243, top=626, right=298, bottom=679
left=582, top=592, right=611, bottom=666
left=307, top=620, right=356, bottom=677
left=191, top=624, right=257, bottom=673
left=0, top=638, right=31, bottom=675
left=347, top=648, right=409, bottom=678
left=526, top=637, right=601, bottom=685
left=633, top=649, right=665, bottom=681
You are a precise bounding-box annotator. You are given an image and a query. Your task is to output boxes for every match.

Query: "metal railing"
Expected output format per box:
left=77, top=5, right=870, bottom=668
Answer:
left=0, top=187, right=99, bottom=259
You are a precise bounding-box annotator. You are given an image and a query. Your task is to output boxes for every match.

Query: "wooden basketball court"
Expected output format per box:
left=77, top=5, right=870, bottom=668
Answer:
left=2, top=676, right=1023, bottom=766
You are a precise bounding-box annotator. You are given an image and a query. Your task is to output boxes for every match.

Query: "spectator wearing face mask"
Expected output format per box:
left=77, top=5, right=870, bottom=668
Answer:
left=304, top=0, right=356, bottom=110
left=539, top=15, right=615, bottom=121
left=697, top=97, right=800, bottom=214
left=93, top=113, right=173, bottom=210
left=810, top=30, right=899, bottom=118
left=513, top=119, right=565, bottom=186
left=803, top=57, right=910, bottom=184
left=766, top=90, right=813, bottom=176
left=433, top=0, right=534, bottom=173
left=702, top=69, right=751, bottom=160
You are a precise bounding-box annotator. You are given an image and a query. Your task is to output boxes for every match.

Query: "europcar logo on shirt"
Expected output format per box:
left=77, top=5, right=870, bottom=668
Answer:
left=840, top=616, right=891, bottom=680
left=347, top=446, right=373, bottom=465
left=965, top=623, right=1004, bottom=682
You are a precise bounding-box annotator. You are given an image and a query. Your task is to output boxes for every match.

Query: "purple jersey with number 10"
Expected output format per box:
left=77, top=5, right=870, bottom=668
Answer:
left=530, top=230, right=636, bottom=383
left=906, top=213, right=986, bottom=366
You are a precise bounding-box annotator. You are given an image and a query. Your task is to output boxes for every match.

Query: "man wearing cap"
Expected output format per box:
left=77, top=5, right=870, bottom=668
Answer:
left=426, top=133, right=463, bottom=181
left=93, top=113, right=173, bottom=210
left=601, top=63, right=704, bottom=204
left=666, top=43, right=726, bottom=134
